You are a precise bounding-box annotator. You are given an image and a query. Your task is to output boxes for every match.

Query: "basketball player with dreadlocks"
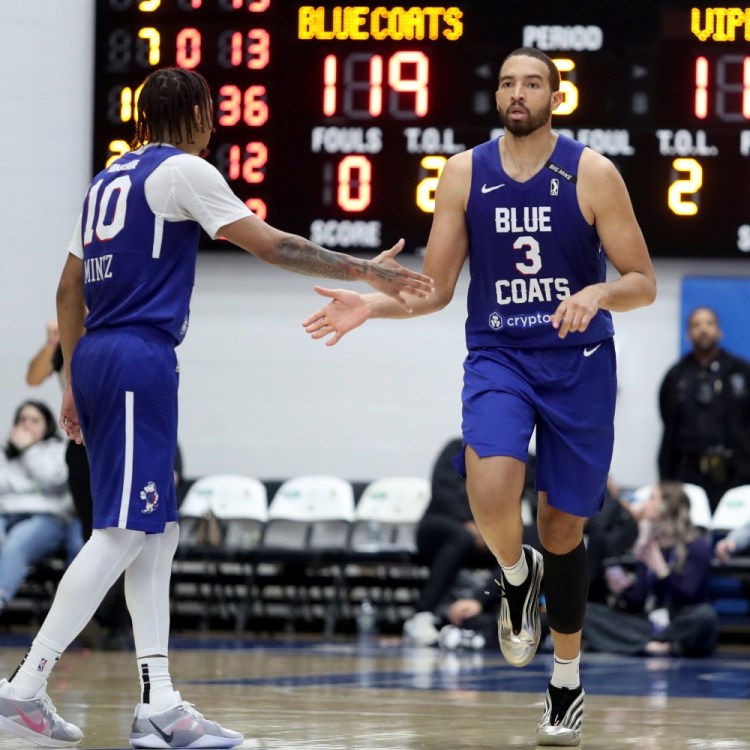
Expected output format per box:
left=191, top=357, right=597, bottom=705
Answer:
left=0, top=67, right=433, bottom=749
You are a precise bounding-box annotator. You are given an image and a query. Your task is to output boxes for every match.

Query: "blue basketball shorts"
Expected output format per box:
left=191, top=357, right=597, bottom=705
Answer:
left=71, top=327, right=180, bottom=533
left=456, top=339, right=617, bottom=518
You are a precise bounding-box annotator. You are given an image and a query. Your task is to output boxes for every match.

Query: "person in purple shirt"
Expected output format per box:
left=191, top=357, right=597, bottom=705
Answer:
left=584, top=481, right=718, bottom=658
left=303, top=47, right=656, bottom=746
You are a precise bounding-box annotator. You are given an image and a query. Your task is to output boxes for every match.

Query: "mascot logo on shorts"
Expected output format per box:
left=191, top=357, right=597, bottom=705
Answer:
left=140, top=481, right=160, bottom=514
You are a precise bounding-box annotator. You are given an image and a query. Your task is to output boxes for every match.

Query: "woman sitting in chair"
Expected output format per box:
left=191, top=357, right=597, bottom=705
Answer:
left=0, top=401, right=82, bottom=617
left=583, top=481, right=718, bottom=657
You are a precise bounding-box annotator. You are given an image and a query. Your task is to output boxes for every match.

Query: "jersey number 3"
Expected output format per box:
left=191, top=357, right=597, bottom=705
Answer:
left=514, top=236, right=542, bottom=275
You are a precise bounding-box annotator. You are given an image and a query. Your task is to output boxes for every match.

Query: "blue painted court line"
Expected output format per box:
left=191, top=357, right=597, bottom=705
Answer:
left=173, top=640, right=750, bottom=701
left=2, top=634, right=747, bottom=700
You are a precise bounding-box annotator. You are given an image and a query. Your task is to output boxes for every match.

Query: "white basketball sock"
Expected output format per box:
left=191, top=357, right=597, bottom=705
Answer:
left=9, top=637, right=61, bottom=699
left=551, top=653, right=581, bottom=689
left=137, top=656, right=176, bottom=711
left=501, top=549, right=529, bottom=587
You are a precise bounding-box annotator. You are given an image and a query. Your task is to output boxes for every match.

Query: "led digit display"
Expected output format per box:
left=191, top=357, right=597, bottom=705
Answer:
left=93, top=1, right=750, bottom=257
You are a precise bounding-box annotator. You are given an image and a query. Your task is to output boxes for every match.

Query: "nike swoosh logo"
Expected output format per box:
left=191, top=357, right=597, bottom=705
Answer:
left=481, top=183, right=505, bottom=193
left=583, top=344, right=602, bottom=357
left=149, top=719, right=174, bottom=743
left=12, top=704, right=45, bottom=734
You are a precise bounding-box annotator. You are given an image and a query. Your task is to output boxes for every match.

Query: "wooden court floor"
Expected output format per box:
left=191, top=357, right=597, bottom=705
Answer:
left=0, top=634, right=748, bottom=749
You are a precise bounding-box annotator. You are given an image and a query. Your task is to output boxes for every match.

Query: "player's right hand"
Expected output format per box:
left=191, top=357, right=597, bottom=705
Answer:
left=60, top=383, right=84, bottom=444
left=302, top=287, right=369, bottom=346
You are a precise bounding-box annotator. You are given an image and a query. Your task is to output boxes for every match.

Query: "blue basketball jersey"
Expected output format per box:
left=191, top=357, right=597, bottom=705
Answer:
left=80, top=145, right=200, bottom=345
left=464, top=134, right=614, bottom=349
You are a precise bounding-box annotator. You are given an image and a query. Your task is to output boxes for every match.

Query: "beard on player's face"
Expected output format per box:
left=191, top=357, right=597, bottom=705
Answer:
left=497, top=101, right=552, bottom=137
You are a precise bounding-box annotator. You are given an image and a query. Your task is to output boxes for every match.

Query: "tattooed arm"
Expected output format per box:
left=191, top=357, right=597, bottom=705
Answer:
left=219, top=214, right=432, bottom=309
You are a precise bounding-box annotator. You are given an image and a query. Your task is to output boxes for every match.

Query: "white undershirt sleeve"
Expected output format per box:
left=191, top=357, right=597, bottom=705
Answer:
left=145, top=153, right=253, bottom=240
left=67, top=212, right=84, bottom=259
left=66, top=151, right=253, bottom=263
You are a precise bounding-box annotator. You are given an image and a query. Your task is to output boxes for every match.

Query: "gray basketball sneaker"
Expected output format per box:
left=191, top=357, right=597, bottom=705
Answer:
left=536, top=683, right=585, bottom=746
left=497, top=544, right=543, bottom=667
left=129, top=692, right=243, bottom=749
left=0, top=678, right=83, bottom=747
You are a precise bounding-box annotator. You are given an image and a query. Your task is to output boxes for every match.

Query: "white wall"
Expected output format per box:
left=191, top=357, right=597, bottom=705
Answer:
left=1, top=2, right=746, bottom=488
left=0, top=2, right=95, bottom=426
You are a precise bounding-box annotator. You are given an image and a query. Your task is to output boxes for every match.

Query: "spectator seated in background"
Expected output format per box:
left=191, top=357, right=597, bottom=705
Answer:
left=520, top=470, right=638, bottom=603
left=585, top=476, right=640, bottom=604
left=583, top=481, right=718, bottom=657
left=0, top=401, right=83, bottom=617
left=402, top=437, right=497, bottom=646
left=715, top=521, right=750, bottom=563
left=403, top=437, right=537, bottom=646
left=442, top=564, right=550, bottom=651
left=439, top=475, right=635, bottom=651
left=713, top=518, right=750, bottom=623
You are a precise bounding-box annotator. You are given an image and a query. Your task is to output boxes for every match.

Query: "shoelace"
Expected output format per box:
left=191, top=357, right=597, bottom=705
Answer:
left=180, top=700, right=222, bottom=731
left=39, top=694, right=62, bottom=725
left=180, top=701, right=205, bottom=720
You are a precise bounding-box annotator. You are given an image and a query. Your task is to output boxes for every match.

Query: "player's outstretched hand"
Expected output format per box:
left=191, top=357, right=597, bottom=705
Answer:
left=302, top=287, right=368, bottom=346
left=366, top=238, right=433, bottom=312
left=60, top=384, right=83, bottom=444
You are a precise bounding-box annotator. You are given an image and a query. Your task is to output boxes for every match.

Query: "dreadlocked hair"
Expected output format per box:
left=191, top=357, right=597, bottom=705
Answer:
left=131, top=67, right=212, bottom=149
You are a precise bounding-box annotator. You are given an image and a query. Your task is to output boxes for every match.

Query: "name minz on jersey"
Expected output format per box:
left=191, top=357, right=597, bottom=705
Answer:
left=84, top=254, right=113, bottom=283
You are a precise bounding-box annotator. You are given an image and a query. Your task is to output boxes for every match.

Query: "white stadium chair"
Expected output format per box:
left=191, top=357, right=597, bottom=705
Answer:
left=350, top=476, right=431, bottom=552
left=711, top=485, right=750, bottom=533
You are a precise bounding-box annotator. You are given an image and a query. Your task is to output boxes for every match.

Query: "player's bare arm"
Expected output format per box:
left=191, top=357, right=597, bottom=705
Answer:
left=218, top=214, right=433, bottom=311
left=552, top=149, right=656, bottom=338
left=302, top=150, right=471, bottom=345
left=55, top=253, right=86, bottom=441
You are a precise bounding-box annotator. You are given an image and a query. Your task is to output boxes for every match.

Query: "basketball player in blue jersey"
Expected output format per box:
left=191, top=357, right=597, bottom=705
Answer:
left=303, top=47, right=656, bottom=746
left=0, top=67, right=432, bottom=749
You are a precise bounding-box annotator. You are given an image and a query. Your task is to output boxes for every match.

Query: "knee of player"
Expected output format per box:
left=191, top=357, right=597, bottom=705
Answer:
left=536, top=504, right=586, bottom=552
left=537, top=524, right=584, bottom=554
